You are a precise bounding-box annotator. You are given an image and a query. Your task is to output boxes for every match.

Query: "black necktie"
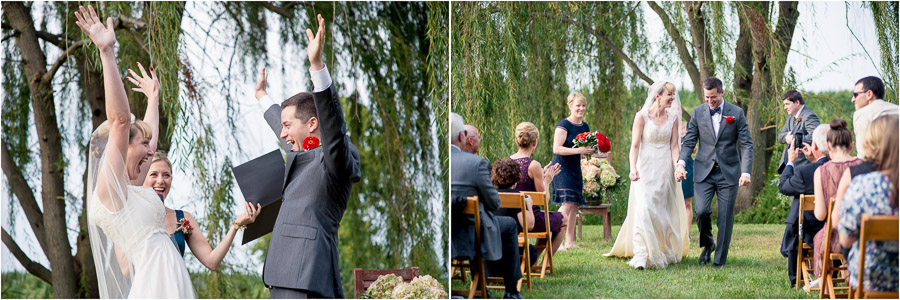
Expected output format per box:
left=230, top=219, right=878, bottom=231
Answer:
left=709, top=107, right=721, bottom=116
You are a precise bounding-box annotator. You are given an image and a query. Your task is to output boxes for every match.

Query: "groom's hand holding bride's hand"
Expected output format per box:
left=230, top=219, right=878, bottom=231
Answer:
left=674, top=164, right=686, bottom=181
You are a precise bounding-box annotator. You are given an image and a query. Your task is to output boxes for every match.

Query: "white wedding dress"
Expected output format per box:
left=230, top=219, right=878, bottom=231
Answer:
left=89, top=185, right=196, bottom=298
left=604, top=109, right=689, bottom=269
left=86, top=121, right=194, bottom=298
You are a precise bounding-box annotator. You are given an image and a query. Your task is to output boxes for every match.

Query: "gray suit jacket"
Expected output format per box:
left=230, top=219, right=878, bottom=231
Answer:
left=450, top=146, right=504, bottom=261
left=261, top=83, right=361, bottom=298
left=777, top=106, right=819, bottom=173
left=679, top=102, right=753, bottom=184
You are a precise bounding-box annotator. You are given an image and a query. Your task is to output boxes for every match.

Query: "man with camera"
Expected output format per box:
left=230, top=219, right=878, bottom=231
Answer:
left=777, top=90, right=820, bottom=174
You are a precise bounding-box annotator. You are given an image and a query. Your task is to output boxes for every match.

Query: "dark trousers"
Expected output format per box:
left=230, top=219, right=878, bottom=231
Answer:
left=694, top=165, right=737, bottom=266
left=782, top=212, right=825, bottom=286
left=484, top=216, right=522, bottom=293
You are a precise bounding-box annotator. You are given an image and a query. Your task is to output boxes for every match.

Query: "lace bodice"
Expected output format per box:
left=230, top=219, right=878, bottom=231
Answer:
left=89, top=186, right=168, bottom=257
left=642, top=110, right=675, bottom=147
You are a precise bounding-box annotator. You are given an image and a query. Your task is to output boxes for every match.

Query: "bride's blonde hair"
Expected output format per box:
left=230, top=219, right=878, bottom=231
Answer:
left=90, top=120, right=153, bottom=157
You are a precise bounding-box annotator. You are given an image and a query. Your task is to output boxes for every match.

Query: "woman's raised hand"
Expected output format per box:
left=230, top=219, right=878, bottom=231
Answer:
left=74, top=5, right=117, bottom=51
left=127, top=62, right=159, bottom=100
left=234, top=202, right=263, bottom=226
left=543, top=162, right=561, bottom=180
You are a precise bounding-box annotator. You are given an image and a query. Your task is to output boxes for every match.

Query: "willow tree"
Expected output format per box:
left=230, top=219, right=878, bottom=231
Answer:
left=3, top=1, right=448, bottom=298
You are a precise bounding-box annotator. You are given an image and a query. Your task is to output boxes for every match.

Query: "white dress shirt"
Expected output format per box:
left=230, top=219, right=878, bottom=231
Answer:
left=679, top=100, right=750, bottom=179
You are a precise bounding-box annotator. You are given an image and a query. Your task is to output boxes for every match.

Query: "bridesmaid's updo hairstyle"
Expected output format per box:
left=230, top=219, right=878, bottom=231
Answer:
left=491, top=158, right=521, bottom=189
left=150, top=150, right=173, bottom=170
left=567, top=92, right=586, bottom=106
left=826, top=119, right=853, bottom=151
left=515, top=122, right=539, bottom=149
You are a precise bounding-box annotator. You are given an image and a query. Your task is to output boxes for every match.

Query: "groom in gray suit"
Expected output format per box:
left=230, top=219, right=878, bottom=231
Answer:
left=254, top=15, right=361, bottom=298
left=676, top=77, right=753, bottom=268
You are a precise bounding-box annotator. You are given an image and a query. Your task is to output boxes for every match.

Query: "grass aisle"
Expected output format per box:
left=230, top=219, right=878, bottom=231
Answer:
left=453, top=224, right=817, bottom=299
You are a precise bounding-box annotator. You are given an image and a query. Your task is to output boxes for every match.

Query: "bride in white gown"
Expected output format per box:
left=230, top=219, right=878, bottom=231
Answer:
left=77, top=5, right=195, bottom=298
left=604, top=81, right=690, bottom=269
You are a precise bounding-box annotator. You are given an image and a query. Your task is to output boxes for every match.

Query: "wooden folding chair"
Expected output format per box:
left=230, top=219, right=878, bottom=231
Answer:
left=352, top=267, right=419, bottom=298
left=854, top=214, right=899, bottom=299
left=522, top=191, right=553, bottom=279
left=450, top=196, right=488, bottom=299
left=821, top=198, right=851, bottom=299
left=484, top=192, right=531, bottom=291
left=798, top=194, right=818, bottom=292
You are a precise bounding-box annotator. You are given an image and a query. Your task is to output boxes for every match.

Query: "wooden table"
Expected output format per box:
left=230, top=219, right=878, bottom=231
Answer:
left=576, top=204, right=612, bottom=241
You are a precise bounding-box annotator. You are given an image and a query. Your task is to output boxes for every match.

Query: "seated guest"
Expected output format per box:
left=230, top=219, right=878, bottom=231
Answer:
left=850, top=76, right=899, bottom=159
left=449, top=113, right=524, bottom=299
left=464, top=124, right=482, bottom=155
left=778, top=124, right=830, bottom=288
left=832, top=114, right=897, bottom=234
left=491, top=158, right=538, bottom=267
left=508, top=122, right=566, bottom=255
left=809, top=119, right=862, bottom=290
left=838, top=114, right=898, bottom=293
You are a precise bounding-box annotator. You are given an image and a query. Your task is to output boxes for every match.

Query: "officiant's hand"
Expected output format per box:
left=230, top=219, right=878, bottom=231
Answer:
left=255, top=67, right=268, bottom=100
left=306, top=14, right=326, bottom=71
left=234, top=202, right=262, bottom=226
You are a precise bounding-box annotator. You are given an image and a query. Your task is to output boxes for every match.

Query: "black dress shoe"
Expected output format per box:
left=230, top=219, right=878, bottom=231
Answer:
left=713, top=263, right=724, bottom=269
left=699, top=243, right=716, bottom=265
left=504, top=291, right=524, bottom=299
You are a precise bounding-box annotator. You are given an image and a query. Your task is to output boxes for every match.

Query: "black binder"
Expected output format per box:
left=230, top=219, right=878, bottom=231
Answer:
left=232, top=149, right=285, bottom=245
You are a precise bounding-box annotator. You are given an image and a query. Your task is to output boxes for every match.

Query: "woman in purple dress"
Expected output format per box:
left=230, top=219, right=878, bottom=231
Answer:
left=509, top=122, right=565, bottom=255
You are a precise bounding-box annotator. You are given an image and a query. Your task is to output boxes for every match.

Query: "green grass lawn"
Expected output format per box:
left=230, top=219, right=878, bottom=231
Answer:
left=453, top=224, right=818, bottom=299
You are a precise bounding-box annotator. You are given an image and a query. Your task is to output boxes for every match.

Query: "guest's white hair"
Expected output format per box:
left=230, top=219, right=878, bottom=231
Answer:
left=450, top=112, right=465, bottom=143
left=812, top=124, right=830, bottom=155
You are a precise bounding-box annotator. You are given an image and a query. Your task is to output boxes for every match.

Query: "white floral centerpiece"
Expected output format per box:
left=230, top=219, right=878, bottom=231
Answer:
left=364, top=274, right=447, bottom=299
left=581, top=157, right=620, bottom=200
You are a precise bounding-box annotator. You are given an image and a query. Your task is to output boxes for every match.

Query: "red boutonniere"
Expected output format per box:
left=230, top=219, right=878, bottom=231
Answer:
left=725, top=116, right=735, bottom=124
left=176, top=219, right=193, bottom=235
left=302, top=136, right=320, bottom=151
left=795, top=116, right=802, bottom=122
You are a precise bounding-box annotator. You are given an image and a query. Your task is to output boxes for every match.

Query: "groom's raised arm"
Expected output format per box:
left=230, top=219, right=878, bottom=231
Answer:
left=308, top=15, right=361, bottom=182
left=255, top=67, right=293, bottom=152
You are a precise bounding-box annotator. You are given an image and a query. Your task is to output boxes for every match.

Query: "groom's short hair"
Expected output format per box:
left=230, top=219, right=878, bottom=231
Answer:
left=281, top=92, right=318, bottom=122
left=782, top=90, right=804, bottom=105
left=703, top=77, right=724, bottom=94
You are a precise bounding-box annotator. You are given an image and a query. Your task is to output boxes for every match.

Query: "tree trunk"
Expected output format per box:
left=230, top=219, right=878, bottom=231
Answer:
left=685, top=1, right=715, bottom=80
left=648, top=1, right=702, bottom=101
left=2, top=2, right=78, bottom=297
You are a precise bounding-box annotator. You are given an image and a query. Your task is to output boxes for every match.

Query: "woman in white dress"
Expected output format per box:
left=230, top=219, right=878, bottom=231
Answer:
left=604, top=81, right=690, bottom=269
left=77, top=5, right=195, bottom=298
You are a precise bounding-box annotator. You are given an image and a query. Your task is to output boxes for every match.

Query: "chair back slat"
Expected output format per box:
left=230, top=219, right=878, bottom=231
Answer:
left=856, top=214, right=900, bottom=299
left=522, top=191, right=546, bottom=207
left=800, top=194, right=816, bottom=211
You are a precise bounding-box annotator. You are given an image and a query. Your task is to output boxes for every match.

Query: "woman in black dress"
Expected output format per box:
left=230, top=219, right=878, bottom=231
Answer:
left=551, top=92, right=596, bottom=250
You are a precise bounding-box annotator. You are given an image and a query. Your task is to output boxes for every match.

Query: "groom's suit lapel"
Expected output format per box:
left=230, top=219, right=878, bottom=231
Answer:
left=715, top=103, right=729, bottom=142
left=283, top=151, right=297, bottom=191
left=701, top=105, right=717, bottom=144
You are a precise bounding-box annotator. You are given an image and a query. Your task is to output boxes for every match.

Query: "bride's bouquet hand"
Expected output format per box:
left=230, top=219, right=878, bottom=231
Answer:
left=234, top=202, right=263, bottom=226
left=629, top=169, right=640, bottom=181
left=74, top=5, right=117, bottom=51
left=126, top=63, right=159, bottom=100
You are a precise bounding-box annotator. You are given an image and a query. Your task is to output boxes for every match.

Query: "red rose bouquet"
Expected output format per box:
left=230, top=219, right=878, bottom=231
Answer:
left=574, top=131, right=611, bottom=153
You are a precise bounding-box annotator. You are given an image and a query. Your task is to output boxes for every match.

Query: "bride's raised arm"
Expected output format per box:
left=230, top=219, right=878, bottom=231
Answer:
left=76, top=5, right=131, bottom=209
left=127, top=64, right=161, bottom=185
left=629, top=112, right=644, bottom=181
